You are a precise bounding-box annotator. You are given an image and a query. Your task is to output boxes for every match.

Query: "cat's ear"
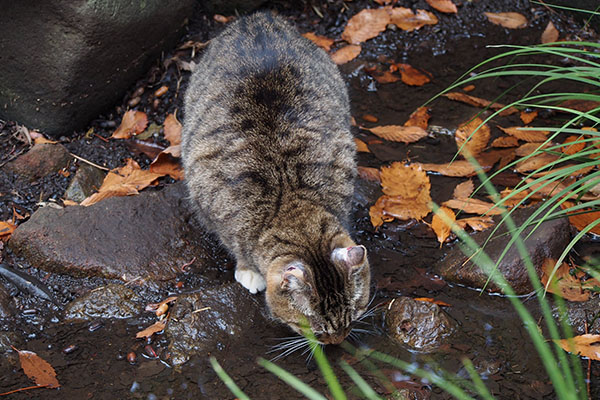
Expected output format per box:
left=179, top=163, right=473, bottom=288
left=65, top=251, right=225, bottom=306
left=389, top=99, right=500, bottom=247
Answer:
left=331, top=245, right=367, bottom=272
left=281, top=263, right=310, bottom=291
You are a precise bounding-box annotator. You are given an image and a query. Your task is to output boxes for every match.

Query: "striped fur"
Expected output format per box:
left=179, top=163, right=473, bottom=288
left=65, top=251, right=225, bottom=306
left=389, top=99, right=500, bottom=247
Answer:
left=182, top=12, right=370, bottom=344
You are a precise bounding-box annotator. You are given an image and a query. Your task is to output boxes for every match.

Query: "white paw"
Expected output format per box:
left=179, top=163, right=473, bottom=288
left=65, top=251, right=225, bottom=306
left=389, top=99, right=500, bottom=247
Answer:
left=234, top=269, right=266, bottom=294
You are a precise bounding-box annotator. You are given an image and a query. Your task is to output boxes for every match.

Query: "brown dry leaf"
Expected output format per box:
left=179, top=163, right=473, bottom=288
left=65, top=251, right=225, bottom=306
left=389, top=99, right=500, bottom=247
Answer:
left=541, top=259, right=590, bottom=302
left=404, top=107, right=430, bottom=130
left=515, top=142, right=550, bottom=157
left=541, top=21, right=559, bottom=44
left=484, top=12, right=528, bottom=29
left=455, top=117, right=490, bottom=156
left=528, top=179, right=597, bottom=201
left=520, top=110, right=539, bottom=124
left=561, top=135, right=585, bottom=155
left=362, top=114, right=378, bottom=123
left=81, top=159, right=164, bottom=206
left=453, top=180, right=474, bottom=199
left=531, top=164, right=594, bottom=179
left=497, top=188, right=541, bottom=208
left=499, top=126, right=549, bottom=142
left=491, top=136, right=520, bottom=148
left=414, top=297, right=452, bottom=307
left=561, top=201, right=600, bottom=235
left=302, top=32, right=335, bottom=51
left=515, top=153, right=559, bottom=173
left=16, top=348, right=60, bottom=388
left=431, top=206, right=456, bottom=245
left=388, top=7, right=438, bottom=31
left=330, top=44, right=362, bottom=65
left=354, top=138, right=370, bottom=153
left=558, top=99, right=600, bottom=113
left=0, top=220, right=17, bottom=241
left=396, top=64, right=431, bottom=86
left=136, top=319, right=167, bottom=339
left=555, top=334, right=600, bottom=360
left=111, top=110, right=148, bottom=139
left=463, top=84, right=475, bottom=92
left=368, top=125, right=428, bottom=143
left=443, top=197, right=503, bottom=215
left=425, top=0, right=457, bottom=13
left=30, top=131, right=59, bottom=145
left=164, top=114, right=182, bottom=147
left=342, top=8, right=391, bottom=44
left=150, top=152, right=184, bottom=181
left=416, top=160, right=490, bottom=177
left=442, top=92, right=518, bottom=115
left=374, top=0, right=397, bottom=4
left=456, top=216, right=495, bottom=231
left=371, top=70, right=401, bottom=84
left=357, top=166, right=381, bottom=183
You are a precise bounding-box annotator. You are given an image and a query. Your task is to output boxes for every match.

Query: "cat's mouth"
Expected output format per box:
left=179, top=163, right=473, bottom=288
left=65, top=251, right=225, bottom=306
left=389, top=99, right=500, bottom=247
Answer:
left=316, top=327, right=351, bottom=345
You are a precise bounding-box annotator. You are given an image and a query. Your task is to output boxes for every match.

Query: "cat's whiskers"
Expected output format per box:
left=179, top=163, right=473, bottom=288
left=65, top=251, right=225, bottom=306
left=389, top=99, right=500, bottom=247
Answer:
left=268, top=337, right=306, bottom=352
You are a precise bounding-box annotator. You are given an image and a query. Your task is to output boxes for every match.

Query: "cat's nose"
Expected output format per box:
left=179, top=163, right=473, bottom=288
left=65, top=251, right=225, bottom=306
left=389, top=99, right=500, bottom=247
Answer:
left=318, top=328, right=350, bottom=345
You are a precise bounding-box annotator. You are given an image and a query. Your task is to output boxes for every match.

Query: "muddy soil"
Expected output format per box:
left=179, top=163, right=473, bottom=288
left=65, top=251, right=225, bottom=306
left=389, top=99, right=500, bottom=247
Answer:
left=1, top=1, right=599, bottom=399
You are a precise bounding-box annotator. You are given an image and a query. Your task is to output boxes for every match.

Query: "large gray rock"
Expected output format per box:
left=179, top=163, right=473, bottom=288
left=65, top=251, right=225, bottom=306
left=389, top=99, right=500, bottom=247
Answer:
left=8, top=183, right=229, bottom=281
left=438, top=206, right=572, bottom=294
left=0, top=0, right=194, bottom=137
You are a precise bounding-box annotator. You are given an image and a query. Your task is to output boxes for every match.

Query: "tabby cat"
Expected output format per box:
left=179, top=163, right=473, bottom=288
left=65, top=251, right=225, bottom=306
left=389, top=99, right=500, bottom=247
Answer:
left=181, top=12, right=370, bottom=345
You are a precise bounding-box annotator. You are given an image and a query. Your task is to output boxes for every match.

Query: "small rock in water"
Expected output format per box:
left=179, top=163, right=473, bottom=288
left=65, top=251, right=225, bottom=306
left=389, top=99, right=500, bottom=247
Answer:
left=385, top=296, right=454, bottom=352
left=63, top=284, right=142, bottom=321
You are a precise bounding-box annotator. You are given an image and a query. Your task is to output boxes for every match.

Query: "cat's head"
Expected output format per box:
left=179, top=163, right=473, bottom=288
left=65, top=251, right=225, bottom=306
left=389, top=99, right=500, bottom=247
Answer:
left=265, top=243, right=370, bottom=345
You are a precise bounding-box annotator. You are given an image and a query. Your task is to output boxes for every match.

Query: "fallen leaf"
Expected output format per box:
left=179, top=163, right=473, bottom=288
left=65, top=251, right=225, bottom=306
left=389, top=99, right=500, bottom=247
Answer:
left=499, top=126, right=549, bottom=142
left=555, top=334, right=600, bottom=360
left=357, top=166, right=381, bottom=183
left=530, top=164, right=594, bottom=179
left=163, top=114, right=182, bottom=147
left=425, top=0, right=457, bottom=13
left=455, top=117, right=490, bottom=156
left=561, top=202, right=600, bottom=235
left=455, top=216, right=495, bottom=231
left=491, top=136, right=520, bottom=148
left=145, top=296, right=178, bottom=312
left=558, top=99, right=600, bottom=113
left=374, top=0, right=397, bottom=4
left=111, top=110, right=148, bottom=139
left=414, top=297, right=452, bottom=307
left=81, top=159, right=164, bottom=206
left=442, top=197, right=503, bottom=215
left=330, top=44, right=362, bottom=64
left=362, top=114, right=378, bottom=123
left=149, top=152, right=184, bottom=181
left=0, top=220, right=17, bottom=241
left=31, top=133, right=58, bottom=145
left=515, top=142, right=550, bottom=157
left=370, top=70, right=401, bottom=84
left=415, top=160, right=491, bottom=177
left=541, top=259, right=590, bottom=302
left=431, top=206, right=456, bottom=245
left=541, top=21, right=559, bottom=43
left=355, top=138, right=370, bottom=153
left=15, top=348, right=60, bottom=388
left=515, top=152, right=559, bottom=173
left=561, top=135, right=585, bottom=155
left=484, top=12, right=528, bottom=29
left=404, top=107, right=430, bottom=130
left=341, top=8, right=391, bottom=44
left=213, top=14, right=233, bottom=23
left=62, top=199, right=79, bottom=207
left=136, top=319, right=167, bottom=339
left=302, top=32, right=335, bottom=51
left=442, top=92, right=518, bottom=115
left=388, top=7, right=438, bottom=31
left=368, top=125, right=428, bottom=143
left=462, top=84, right=475, bottom=92
left=396, top=64, right=431, bottom=86
left=453, top=180, right=474, bottom=199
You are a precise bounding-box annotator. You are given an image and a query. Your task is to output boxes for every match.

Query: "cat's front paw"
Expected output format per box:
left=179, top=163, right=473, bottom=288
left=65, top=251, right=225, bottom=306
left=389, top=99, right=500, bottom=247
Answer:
left=234, top=268, right=266, bottom=294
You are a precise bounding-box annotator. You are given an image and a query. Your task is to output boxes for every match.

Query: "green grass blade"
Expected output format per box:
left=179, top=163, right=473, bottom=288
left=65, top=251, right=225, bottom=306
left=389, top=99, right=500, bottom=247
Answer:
left=339, top=360, right=384, bottom=400
left=258, top=358, right=328, bottom=400
left=210, top=357, right=252, bottom=400
left=460, top=358, right=494, bottom=400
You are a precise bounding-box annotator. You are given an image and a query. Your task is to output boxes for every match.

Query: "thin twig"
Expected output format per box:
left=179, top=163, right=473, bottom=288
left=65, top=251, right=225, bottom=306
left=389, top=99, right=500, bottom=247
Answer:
left=69, top=153, right=109, bottom=171
left=0, top=384, right=50, bottom=396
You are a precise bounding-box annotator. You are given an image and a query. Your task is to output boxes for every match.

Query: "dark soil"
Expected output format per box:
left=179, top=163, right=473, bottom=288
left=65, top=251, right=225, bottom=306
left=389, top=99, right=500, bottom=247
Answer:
left=1, top=1, right=599, bottom=399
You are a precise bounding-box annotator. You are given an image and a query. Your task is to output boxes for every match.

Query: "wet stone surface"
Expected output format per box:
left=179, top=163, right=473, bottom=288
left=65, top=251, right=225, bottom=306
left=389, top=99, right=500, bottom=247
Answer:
left=438, top=206, right=572, bottom=294
left=384, top=296, right=454, bottom=352
left=0, top=285, right=13, bottom=318
left=63, top=163, right=106, bottom=203
left=556, top=297, right=600, bottom=336
left=8, top=183, right=230, bottom=281
left=63, top=284, right=142, bottom=321
left=166, top=283, right=269, bottom=365
left=2, top=143, right=71, bottom=182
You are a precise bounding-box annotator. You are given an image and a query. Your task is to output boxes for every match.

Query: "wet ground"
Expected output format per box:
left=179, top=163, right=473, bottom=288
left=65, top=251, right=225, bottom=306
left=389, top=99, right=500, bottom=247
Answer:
left=1, top=0, right=599, bottom=399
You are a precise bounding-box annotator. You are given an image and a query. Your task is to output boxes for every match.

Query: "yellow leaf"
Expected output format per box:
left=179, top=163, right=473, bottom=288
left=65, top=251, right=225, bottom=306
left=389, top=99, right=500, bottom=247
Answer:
left=431, top=206, right=456, bottom=245
left=554, top=334, right=600, bottom=360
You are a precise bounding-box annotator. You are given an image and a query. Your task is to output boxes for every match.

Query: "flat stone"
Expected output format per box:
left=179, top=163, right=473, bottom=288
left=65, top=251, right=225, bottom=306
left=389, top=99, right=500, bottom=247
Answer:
left=166, top=283, right=267, bottom=365
left=63, top=284, right=142, bottom=321
left=437, top=206, right=572, bottom=294
left=8, top=183, right=229, bottom=281
left=0, top=284, right=14, bottom=318
left=0, top=0, right=194, bottom=136
left=2, top=144, right=71, bottom=182
left=385, top=296, right=454, bottom=352
left=64, top=163, right=106, bottom=203
left=554, top=297, right=600, bottom=336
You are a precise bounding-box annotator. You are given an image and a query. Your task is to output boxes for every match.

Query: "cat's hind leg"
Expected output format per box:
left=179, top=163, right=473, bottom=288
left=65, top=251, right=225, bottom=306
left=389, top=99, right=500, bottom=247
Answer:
left=234, top=264, right=266, bottom=294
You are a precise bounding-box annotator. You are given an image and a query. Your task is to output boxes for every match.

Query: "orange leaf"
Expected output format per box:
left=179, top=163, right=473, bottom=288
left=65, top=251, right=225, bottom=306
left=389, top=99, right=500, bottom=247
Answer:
left=498, top=126, right=549, bottom=142
left=541, top=21, right=559, bottom=44
left=136, top=319, right=167, bottom=339
left=302, top=32, right=335, bottom=51
left=541, top=259, right=590, bottom=302
left=357, top=166, right=381, bottom=183
left=330, top=44, right=362, bottom=65
left=453, top=180, right=474, bottom=199
left=442, top=198, right=503, bottom=215
left=16, top=348, right=60, bottom=388
left=431, top=206, right=456, bottom=245
left=484, top=12, right=528, bottom=29
left=388, top=7, right=438, bottom=31
left=414, top=297, right=452, bottom=307
left=442, top=92, right=518, bottom=115
left=0, top=220, right=17, bottom=241
left=425, top=0, right=457, bottom=13
left=520, top=110, right=539, bottom=124
left=368, top=125, right=428, bottom=143
left=149, top=152, right=184, bottom=181
left=370, top=70, right=401, bottom=84
left=361, top=114, right=378, bottom=123
left=561, top=135, right=585, bottom=155
left=455, top=117, right=490, bottom=156
left=455, top=216, right=494, bottom=231
left=80, top=159, right=164, bottom=206
left=111, top=110, right=148, bottom=139
left=396, top=63, right=431, bottom=86
left=462, top=84, right=475, bottom=92
left=415, top=160, right=490, bottom=177
left=561, top=201, right=600, bottom=235
left=404, top=107, right=430, bottom=130
left=491, top=136, right=520, bottom=148
left=163, top=113, right=182, bottom=147
left=354, top=138, right=370, bottom=153
left=555, top=334, right=600, bottom=360
left=341, top=8, right=391, bottom=44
